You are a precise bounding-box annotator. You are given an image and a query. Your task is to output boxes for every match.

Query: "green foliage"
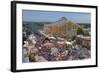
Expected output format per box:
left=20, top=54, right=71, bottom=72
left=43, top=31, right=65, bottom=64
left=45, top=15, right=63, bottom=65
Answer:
left=77, top=27, right=84, bottom=35
left=78, top=23, right=91, bottom=28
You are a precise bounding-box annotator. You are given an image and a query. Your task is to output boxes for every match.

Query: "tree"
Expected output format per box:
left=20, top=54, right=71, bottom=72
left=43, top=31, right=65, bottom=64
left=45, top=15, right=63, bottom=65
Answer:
left=77, top=27, right=84, bottom=35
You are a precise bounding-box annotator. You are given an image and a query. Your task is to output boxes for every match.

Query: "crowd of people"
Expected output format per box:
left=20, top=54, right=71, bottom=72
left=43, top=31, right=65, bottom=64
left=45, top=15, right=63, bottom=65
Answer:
left=22, top=29, right=91, bottom=63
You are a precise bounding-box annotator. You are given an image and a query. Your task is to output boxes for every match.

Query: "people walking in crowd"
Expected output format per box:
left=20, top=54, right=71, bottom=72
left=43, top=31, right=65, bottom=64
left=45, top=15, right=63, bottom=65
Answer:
left=22, top=26, right=91, bottom=62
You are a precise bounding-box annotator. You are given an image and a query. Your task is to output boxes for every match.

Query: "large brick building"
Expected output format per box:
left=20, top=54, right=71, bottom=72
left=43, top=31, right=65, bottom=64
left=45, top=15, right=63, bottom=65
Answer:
left=43, top=17, right=82, bottom=35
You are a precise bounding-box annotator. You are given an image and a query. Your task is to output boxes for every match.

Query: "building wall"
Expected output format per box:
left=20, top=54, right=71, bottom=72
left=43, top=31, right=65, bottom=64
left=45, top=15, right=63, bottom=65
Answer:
left=43, top=20, right=82, bottom=35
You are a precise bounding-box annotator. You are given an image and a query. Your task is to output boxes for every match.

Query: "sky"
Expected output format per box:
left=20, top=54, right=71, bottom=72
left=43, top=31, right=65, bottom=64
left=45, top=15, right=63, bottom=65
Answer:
left=22, top=10, right=91, bottom=24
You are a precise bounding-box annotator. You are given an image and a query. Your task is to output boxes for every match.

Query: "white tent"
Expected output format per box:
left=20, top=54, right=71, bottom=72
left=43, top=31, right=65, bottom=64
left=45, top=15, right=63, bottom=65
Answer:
left=65, top=41, right=72, bottom=45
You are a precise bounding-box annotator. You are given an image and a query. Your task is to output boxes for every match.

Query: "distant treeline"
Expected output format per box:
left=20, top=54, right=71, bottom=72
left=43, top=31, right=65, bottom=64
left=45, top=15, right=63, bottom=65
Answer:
left=23, top=21, right=91, bottom=33
left=78, top=23, right=91, bottom=28
left=23, top=21, right=52, bottom=32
